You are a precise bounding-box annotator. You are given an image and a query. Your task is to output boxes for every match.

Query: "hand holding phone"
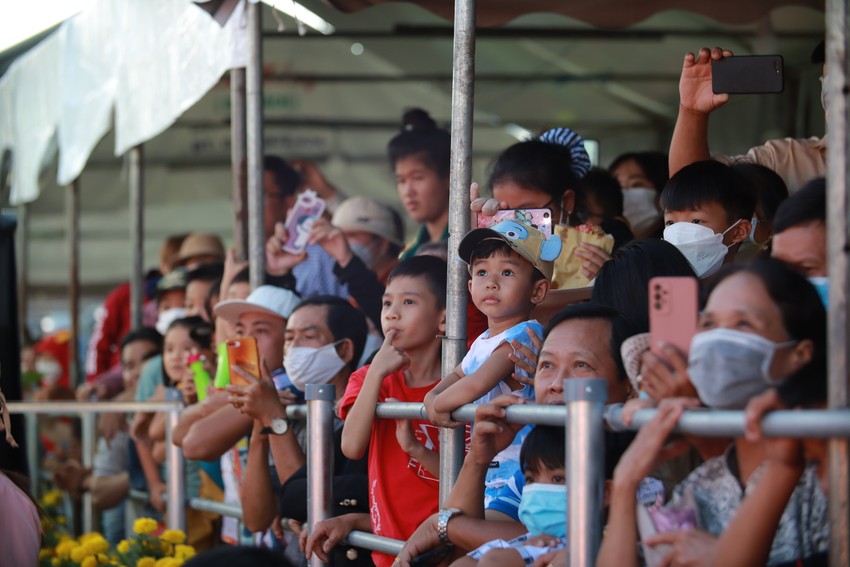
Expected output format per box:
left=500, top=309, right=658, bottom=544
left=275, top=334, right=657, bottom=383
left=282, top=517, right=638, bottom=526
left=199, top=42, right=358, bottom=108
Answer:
left=226, top=336, right=260, bottom=386
left=476, top=208, right=553, bottom=238
left=712, top=55, right=784, bottom=94
left=282, top=190, right=326, bottom=254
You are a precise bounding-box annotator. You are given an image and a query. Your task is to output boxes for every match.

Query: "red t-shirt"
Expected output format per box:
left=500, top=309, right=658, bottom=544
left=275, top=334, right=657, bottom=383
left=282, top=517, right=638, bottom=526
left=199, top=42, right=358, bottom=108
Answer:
left=339, top=365, right=441, bottom=567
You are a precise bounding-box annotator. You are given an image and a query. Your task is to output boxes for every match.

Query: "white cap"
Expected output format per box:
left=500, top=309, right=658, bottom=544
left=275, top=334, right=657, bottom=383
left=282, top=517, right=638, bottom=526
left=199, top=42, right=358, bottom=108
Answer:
left=214, top=285, right=300, bottom=323
left=332, top=197, right=403, bottom=246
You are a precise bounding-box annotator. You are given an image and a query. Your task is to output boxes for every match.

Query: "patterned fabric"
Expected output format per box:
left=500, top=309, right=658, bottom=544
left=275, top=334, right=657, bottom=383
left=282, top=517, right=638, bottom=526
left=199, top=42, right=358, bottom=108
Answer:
left=468, top=533, right=565, bottom=566
left=292, top=244, right=349, bottom=298
left=537, top=127, right=592, bottom=179
left=670, top=447, right=829, bottom=565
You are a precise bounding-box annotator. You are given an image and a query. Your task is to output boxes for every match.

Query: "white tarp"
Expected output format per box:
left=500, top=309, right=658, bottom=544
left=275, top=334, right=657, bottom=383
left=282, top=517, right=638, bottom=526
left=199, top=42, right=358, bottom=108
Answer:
left=0, top=0, right=247, bottom=205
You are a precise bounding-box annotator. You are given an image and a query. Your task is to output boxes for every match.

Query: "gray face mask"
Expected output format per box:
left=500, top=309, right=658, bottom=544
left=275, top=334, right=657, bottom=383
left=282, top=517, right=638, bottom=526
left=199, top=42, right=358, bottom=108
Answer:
left=349, top=241, right=379, bottom=269
left=688, top=328, right=796, bottom=409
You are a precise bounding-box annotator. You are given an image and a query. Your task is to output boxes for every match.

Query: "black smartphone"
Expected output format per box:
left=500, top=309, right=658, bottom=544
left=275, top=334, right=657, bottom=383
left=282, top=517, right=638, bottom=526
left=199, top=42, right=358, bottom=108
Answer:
left=410, top=546, right=452, bottom=567
left=712, top=55, right=784, bottom=94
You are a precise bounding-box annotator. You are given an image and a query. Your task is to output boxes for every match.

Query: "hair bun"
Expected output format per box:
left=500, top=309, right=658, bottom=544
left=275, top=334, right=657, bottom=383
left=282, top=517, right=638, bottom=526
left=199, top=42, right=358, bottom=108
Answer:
left=538, top=127, right=591, bottom=179
left=401, top=108, right=437, bottom=132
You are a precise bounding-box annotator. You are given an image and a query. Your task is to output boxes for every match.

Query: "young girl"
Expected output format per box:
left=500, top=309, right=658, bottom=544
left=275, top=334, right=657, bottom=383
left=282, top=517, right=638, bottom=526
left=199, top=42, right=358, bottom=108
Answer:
left=472, top=128, right=614, bottom=289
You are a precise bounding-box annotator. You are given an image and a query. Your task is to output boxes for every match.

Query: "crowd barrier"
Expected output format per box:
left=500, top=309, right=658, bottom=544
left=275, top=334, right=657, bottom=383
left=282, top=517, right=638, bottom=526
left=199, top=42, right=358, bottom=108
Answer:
left=10, top=379, right=850, bottom=567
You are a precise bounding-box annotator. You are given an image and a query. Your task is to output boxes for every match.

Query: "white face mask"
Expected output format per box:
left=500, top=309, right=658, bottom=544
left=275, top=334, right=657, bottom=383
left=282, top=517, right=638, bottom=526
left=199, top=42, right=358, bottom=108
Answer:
left=663, top=220, right=741, bottom=278
left=688, top=328, right=796, bottom=408
left=284, top=341, right=346, bottom=391
left=156, top=307, right=186, bottom=335
left=36, top=359, right=63, bottom=385
left=349, top=241, right=379, bottom=269
left=622, top=188, right=661, bottom=235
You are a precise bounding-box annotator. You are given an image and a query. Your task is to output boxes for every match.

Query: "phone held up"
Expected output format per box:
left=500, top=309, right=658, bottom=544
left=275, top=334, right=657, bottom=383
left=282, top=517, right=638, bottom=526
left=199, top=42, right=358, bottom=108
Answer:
left=476, top=208, right=553, bottom=238
left=226, top=336, right=260, bottom=386
left=712, top=55, right=784, bottom=95
left=648, top=276, right=698, bottom=357
left=282, top=190, right=326, bottom=255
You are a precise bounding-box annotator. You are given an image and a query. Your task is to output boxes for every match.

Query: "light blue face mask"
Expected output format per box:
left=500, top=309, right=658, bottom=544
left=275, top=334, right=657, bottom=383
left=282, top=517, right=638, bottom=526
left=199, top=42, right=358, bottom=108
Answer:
left=518, top=483, right=567, bottom=538
left=808, top=276, right=829, bottom=308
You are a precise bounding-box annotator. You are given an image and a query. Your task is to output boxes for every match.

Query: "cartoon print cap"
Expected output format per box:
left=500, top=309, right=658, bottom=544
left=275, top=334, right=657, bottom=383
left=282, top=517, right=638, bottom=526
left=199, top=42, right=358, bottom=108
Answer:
left=458, top=219, right=563, bottom=281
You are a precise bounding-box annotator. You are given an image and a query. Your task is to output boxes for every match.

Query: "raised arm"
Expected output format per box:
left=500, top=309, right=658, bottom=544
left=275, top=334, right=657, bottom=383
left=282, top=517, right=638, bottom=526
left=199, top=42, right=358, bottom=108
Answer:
left=669, top=47, right=733, bottom=176
left=433, top=343, right=515, bottom=413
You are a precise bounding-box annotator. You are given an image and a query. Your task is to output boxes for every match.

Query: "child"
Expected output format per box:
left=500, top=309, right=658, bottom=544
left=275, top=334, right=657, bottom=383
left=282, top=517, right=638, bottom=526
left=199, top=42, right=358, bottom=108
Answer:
left=339, top=256, right=447, bottom=567
left=660, top=160, right=756, bottom=278
left=427, top=220, right=553, bottom=421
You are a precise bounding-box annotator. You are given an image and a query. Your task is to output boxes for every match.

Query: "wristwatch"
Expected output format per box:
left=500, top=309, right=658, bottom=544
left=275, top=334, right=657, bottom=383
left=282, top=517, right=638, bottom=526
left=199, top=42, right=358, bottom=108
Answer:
left=260, top=417, right=289, bottom=435
left=436, top=507, right=462, bottom=545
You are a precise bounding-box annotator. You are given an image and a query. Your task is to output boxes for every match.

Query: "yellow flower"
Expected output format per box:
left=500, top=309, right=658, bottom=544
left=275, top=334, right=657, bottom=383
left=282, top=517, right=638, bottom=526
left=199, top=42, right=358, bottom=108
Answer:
left=137, top=558, right=156, bottom=567
left=42, top=490, right=63, bottom=506
left=154, top=558, right=180, bottom=567
left=56, top=540, right=77, bottom=558
left=134, top=518, right=158, bottom=535
left=51, top=558, right=61, bottom=566
left=81, top=556, right=98, bottom=567
left=174, top=544, right=195, bottom=560
left=71, top=545, right=91, bottom=562
left=161, top=529, right=187, bottom=545
left=85, top=537, right=109, bottom=555
left=39, top=549, right=52, bottom=560
left=117, top=540, right=132, bottom=554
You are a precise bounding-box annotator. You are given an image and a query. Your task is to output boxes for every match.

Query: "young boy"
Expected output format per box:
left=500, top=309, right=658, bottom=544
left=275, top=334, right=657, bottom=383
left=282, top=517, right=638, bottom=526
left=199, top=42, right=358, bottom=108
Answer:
left=339, top=256, right=447, bottom=567
left=660, top=160, right=756, bottom=278
left=426, top=219, right=552, bottom=421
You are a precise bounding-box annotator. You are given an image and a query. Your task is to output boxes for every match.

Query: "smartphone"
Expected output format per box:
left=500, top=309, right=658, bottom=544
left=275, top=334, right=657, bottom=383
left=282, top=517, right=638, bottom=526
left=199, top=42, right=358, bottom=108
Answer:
left=476, top=208, right=553, bottom=237
left=226, top=336, right=260, bottom=386
left=648, top=277, right=698, bottom=356
left=712, top=55, right=784, bottom=94
left=282, top=189, right=326, bottom=254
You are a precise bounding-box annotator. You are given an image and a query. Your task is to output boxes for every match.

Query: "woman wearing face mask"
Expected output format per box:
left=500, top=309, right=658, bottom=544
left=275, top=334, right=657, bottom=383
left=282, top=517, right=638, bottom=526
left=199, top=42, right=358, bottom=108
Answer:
left=609, top=151, right=669, bottom=240
left=599, top=258, right=829, bottom=567
left=471, top=128, right=615, bottom=289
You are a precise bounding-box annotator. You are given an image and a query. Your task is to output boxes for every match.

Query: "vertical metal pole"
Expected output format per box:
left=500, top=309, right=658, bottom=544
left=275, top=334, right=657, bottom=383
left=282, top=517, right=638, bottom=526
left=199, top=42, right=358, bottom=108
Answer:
left=564, top=379, right=606, bottom=567
left=81, top=412, right=96, bottom=533
left=129, top=145, right=144, bottom=329
left=826, top=2, right=850, bottom=565
left=25, top=413, right=38, bottom=496
left=165, top=389, right=186, bottom=530
left=306, top=384, right=334, bottom=567
left=67, top=179, right=81, bottom=389
left=246, top=1, right=265, bottom=289
left=438, top=0, right=476, bottom=505
left=17, top=204, right=28, bottom=343
left=231, top=68, right=249, bottom=262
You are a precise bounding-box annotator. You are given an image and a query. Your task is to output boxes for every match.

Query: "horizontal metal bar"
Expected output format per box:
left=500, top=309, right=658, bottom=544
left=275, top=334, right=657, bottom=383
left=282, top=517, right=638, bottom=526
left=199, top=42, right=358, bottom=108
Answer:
left=7, top=401, right=182, bottom=414
left=346, top=530, right=404, bottom=556
left=606, top=405, right=850, bottom=438
left=189, top=498, right=243, bottom=520
left=262, top=72, right=680, bottom=83
left=376, top=402, right=568, bottom=426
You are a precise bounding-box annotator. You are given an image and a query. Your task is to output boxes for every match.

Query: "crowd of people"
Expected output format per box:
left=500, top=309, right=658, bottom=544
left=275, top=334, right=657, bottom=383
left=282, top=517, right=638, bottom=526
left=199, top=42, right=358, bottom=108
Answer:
left=0, top=42, right=835, bottom=567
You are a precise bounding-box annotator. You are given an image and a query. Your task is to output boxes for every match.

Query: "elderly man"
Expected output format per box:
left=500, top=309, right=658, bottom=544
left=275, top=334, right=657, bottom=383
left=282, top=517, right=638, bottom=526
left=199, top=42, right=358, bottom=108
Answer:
left=390, top=303, right=636, bottom=565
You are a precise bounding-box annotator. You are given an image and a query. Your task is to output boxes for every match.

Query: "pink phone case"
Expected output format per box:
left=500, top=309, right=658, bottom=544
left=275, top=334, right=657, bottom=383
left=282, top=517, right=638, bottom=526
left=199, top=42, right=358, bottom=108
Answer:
left=648, top=277, right=698, bottom=356
left=282, top=190, right=326, bottom=254
left=476, top=208, right=553, bottom=238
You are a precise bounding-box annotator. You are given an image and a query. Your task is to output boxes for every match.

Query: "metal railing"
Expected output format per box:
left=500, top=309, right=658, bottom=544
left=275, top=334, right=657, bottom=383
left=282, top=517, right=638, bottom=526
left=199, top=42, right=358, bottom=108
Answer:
left=13, top=383, right=850, bottom=567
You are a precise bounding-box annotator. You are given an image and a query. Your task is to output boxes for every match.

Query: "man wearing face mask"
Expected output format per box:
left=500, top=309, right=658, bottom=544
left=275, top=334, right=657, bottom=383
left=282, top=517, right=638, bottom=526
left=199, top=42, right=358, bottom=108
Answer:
left=302, top=197, right=404, bottom=332
left=660, top=160, right=755, bottom=278
left=228, top=296, right=368, bottom=559
left=669, top=42, right=826, bottom=194
left=771, top=177, right=828, bottom=305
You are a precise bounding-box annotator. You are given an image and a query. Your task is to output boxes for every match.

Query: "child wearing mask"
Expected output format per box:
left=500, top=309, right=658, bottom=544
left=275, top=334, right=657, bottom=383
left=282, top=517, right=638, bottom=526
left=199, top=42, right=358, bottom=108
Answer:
left=339, top=256, right=447, bottom=567
left=660, top=160, right=755, bottom=278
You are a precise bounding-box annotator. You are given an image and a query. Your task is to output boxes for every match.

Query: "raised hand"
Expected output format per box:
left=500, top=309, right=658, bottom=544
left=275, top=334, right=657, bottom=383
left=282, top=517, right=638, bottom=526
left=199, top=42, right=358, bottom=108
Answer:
left=370, top=329, right=411, bottom=378
left=308, top=217, right=353, bottom=267
left=679, top=47, right=734, bottom=116
left=266, top=221, right=307, bottom=276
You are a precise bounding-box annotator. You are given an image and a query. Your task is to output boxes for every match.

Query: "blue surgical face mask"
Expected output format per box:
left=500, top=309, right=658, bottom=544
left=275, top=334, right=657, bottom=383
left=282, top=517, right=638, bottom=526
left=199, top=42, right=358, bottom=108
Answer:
left=809, top=276, right=829, bottom=308
left=518, top=483, right=567, bottom=538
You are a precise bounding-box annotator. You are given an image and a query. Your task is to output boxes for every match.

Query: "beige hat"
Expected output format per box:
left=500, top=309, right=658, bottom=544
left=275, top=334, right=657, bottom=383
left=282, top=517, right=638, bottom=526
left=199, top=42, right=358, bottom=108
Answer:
left=459, top=219, right=563, bottom=281
left=178, top=233, right=225, bottom=263
left=620, top=332, right=650, bottom=393
left=332, top=197, right=403, bottom=246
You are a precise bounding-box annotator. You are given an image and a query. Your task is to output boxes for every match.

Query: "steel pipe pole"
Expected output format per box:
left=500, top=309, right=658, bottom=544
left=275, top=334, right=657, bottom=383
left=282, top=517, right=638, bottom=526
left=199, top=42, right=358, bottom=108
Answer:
left=81, top=412, right=96, bottom=533
left=25, top=413, right=38, bottom=495
left=129, top=145, right=144, bottom=329
left=439, top=0, right=476, bottom=506
left=564, top=379, right=606, bottom=567
left=306, top=384, right=335, bottom=567
left=165, top=388, right=186, bottom=531
left=67, top=179, right=81, bottom=388
left=826, top=1, right=850, bottom=564
left=230, top=68, right=249, bottom=262
left=17, top=203, right=28, bottom=343
left=246, top=1, right=265, bottom=289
